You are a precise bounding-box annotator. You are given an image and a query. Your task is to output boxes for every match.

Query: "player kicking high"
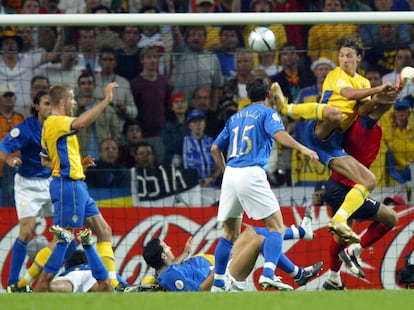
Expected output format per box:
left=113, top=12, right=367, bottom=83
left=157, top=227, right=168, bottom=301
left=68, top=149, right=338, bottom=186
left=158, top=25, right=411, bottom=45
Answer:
left=270, top=35, right=399, bottom=243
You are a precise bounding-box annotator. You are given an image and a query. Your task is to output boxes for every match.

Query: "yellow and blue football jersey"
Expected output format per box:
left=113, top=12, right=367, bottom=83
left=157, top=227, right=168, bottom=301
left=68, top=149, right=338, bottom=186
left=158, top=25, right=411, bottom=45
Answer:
left=321, top=67, right=371, bottom=132
left=41, top=115, right=85, bottom=180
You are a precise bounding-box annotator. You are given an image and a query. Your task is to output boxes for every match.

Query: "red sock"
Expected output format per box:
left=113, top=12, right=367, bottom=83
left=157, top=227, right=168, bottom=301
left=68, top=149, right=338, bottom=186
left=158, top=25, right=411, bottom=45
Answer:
left=360, top=222, right=392, bottom=248
left=329, top=237, right=346, bottom=271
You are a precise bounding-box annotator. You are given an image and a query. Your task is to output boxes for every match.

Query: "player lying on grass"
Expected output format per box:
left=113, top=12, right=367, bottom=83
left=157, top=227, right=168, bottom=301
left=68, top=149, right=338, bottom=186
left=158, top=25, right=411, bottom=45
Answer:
left=35, top=227, right=113, bottom=292
left=141, top=213, right=322, bottom=292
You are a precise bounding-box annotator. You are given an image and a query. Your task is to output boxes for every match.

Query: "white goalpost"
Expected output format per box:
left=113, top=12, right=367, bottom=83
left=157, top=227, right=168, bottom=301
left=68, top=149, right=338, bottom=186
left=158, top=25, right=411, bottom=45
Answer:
left=1, top=11, right=414, bottom=26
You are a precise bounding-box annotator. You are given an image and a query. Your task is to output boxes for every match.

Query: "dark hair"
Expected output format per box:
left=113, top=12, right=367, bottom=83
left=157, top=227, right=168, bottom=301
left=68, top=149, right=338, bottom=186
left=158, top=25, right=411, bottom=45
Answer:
left=219, top=25, right=240, bottom=36
left=337, top=35, right=363, bottom=56
left=99, top=45, right=118, bottom=61
left=77, top=71, right=96, bottom=85
left=143, top=238, right=164, bottom=269
left=122, top=119, right=141, bottom=136
left=65, top=250, right=87, bottom=270
left=31, top=75, right=49, bottom=88
left=246, top=77, right=269, bottom=102
left=31, top=89, right=49, bottom=116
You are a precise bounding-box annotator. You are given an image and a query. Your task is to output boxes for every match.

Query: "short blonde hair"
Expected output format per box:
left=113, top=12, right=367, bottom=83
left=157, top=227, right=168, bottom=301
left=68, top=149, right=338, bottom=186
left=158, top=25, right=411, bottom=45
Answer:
left=48, top=84, right=72, bottom=107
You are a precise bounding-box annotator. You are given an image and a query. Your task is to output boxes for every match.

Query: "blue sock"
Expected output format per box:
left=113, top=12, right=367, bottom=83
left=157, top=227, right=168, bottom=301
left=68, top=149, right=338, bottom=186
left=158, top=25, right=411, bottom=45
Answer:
left=284, top=226, right=294, bottom=239
left=261, top=231, right=282, bottom=278
left=213, top=238, right=233, bottom=287
left=83, top=245, right=108, bottom=280
left=297, top=226, right=305, bottom=239
left=257, top=226, right=304, bottom=240
left=8, top=238, right=28, bottom=285
left=253, top=227, right=269, bottom=236
left=43, top=243, right=68, bottom=275
left=63, top=239, right=77, bottom=268
left=277, top=253, right=296, bottom=274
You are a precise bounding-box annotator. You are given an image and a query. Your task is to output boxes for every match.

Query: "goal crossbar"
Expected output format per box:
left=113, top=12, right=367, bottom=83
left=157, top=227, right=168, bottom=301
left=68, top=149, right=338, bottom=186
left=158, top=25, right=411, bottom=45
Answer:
left=1, top=12, right=414, bottom=27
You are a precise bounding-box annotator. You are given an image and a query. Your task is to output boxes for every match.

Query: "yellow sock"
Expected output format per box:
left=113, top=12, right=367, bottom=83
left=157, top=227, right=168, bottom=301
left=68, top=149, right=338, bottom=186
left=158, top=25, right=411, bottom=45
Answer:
left=287, top=103, right=325, bottom=120
left=96, top=241, right=119, bottom=288
left=18, top=246, right=52, bottom=287
left=332, top=184, right=370, bottom=222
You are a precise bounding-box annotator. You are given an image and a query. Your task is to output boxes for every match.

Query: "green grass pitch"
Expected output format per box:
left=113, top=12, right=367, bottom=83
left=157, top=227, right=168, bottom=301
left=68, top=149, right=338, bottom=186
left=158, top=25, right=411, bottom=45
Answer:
left=0, top=290, right=412, bottom=310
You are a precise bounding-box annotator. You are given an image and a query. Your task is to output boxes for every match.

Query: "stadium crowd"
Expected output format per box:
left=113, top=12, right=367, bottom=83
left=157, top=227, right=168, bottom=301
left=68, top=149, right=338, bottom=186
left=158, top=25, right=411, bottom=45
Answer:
left=0, top=0, right=413, bottom=293
left=0, top=0, right=413, bottom=193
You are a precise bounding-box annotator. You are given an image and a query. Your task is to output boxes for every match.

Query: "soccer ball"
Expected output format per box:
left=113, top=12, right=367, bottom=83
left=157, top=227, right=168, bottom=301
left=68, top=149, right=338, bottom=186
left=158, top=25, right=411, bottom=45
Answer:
left=248, top=27, right=276, bottom=53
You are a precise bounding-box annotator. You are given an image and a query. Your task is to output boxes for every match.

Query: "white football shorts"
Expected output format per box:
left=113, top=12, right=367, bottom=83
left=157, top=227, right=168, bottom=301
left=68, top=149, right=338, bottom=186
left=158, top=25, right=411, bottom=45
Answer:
left=14, top=174, right=53, bottom=219
left=217, top=166, right=280, bottom=221
left=52, top=270, right=96, bottom=293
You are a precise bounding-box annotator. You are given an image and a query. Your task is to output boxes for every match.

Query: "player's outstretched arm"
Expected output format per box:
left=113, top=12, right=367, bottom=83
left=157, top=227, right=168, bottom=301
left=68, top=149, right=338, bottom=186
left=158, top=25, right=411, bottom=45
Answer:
left=273, top=131, right=319, bottom=164
left=72, top=82, right=118, bottom=130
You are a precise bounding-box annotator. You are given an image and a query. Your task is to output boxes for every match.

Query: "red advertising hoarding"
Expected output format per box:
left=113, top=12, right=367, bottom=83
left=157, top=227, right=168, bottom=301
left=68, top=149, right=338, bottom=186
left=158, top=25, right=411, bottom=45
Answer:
left=1, top=204, right=413, bottom=291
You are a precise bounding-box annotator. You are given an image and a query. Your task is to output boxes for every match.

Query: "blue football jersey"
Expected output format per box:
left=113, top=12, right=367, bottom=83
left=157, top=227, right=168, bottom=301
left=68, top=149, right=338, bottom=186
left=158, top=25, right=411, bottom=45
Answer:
left=0, top=116, right=51, bottom=178
left=157, top=256, right=213, bottom=291
left=213, top=103, right=284, bottom=170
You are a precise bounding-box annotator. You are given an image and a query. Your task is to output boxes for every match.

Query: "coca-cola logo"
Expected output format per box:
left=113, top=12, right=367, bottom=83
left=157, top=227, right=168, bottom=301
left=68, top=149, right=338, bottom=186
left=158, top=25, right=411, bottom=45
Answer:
left=1, top=205, right=413, bottom=290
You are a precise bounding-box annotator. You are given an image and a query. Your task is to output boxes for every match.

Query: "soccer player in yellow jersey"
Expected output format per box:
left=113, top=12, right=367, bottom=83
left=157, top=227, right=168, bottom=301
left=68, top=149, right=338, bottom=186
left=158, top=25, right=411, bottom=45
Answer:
left=271, top=35, right=399, bottom=243
left=35, top=82, right=121, bottom=292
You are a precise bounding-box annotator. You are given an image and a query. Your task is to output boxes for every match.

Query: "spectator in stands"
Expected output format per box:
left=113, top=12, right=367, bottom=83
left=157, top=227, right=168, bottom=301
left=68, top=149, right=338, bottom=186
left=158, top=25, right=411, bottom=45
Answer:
left=381, top=46, right=414, bottom=98
left=0, top=84, right=24, bottom=205
left=170, top=24, right=224, bottom=111
left=138, top=5, right=172, bottom=76
left=92, top=5, right=125, bottom=51
left=214, top=26, right=243, bottom=81
left=20, top=0, right=57, bottom=52
left=182, top=109, right=221, bottom=187
left=76, top=27, right=101, bottom=73
left=118, top=120, right=143, bottom=168
left=364, top=24, right=410, bottom=76
left=193, top=0, right=222, bottom=51
left=256, top=50, right=282, bottom=77
left=94, top=46, right=137, bottom=126
left=36, top=41, right=81, bottom=89
left=358, top=0, right=411, bottom=48
left=40, top=0, right=63, bottom=13
left=130, top=45, right=171, bottom=164
left=17, top=26, right=45, bottom=53
left=294, top=58, right=335, bottom=143
left=365, top=67, right=383, bottom=88
left=86, top=138, right=130, bottom=188
left=222, top=48, right=254, bottom=110
left=75, top=72, right=121, bottom=159
left=162, top=93, right=188, bottom=166
left=307, top=0, right=357, bottom=64
left=134, top=141, right=157, bottom=169
left=382, top=98, right=414, bottom=186
left=115, top=26, right=142, bottom=81
left=191, top=86, right=224, bottom=139
left=271, top=42, right=314, bottom=104
left=0, top=26, right=64, bottom=116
